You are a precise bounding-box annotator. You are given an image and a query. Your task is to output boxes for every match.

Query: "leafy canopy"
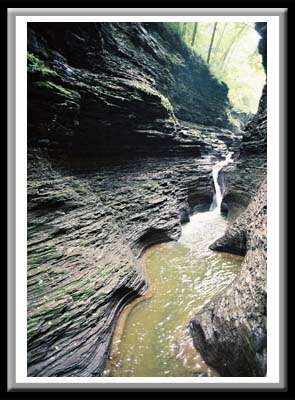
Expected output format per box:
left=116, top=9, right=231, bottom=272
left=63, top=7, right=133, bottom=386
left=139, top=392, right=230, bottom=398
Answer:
left=166, top=22, right=265, bottom=114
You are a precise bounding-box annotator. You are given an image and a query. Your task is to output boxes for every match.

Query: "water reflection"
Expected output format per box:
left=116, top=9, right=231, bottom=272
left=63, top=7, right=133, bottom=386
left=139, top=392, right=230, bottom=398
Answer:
left=109, top=211, right=243, bottom=377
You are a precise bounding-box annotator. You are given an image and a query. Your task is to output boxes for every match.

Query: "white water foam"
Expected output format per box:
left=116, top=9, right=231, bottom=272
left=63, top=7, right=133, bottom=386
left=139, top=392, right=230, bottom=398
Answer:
left=211, top=152, right=234, bottom=213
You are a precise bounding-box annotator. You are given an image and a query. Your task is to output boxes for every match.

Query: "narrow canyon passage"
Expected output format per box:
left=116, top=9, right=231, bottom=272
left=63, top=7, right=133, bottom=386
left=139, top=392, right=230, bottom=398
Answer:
left=26, top=21, right=267, bottom=378
left=108, top=208, right=243, bottom=377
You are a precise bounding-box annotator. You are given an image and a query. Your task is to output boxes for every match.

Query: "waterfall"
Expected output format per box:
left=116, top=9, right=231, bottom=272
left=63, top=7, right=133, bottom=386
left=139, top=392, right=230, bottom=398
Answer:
left=211, top=152, right=234, bottom=213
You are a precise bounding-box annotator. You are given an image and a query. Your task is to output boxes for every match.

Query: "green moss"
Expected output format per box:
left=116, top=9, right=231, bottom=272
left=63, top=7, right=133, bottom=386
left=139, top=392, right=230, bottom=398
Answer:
left=27, top=52, right=57, bottom=77
left=159, top=94, right=174, bottom=113
left=132, top=81, right=174, bottom=114
left=36, top=81, right=73, bottom=95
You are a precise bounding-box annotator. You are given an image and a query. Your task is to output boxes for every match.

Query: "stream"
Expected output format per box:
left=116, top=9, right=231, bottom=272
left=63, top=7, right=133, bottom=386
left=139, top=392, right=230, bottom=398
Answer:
left=107, top=154, right=243, bottom=377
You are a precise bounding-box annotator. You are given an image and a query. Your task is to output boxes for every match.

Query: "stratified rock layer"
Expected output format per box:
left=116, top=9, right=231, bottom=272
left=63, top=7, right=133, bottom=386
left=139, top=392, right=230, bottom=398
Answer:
left=27, top=22, right=234, bottom=157
left=241, top=85, right=267, bottom=155
left=190, top=180, right=267, bottom=376
left=189, top=22, right=267, bottom=377
left=27, top=21, right=267, bottom=377
left=27, top=22, right=240, bottom=376
left=27, top=146, right=234, bottom=377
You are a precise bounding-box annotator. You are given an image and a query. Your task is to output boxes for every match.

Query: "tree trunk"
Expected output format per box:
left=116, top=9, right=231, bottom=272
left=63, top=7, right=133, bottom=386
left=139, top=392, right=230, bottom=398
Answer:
left=221, top=42, right=237, bottom=74
left=191, top=22, right=198, bottom=48
left=214, top=23, right=227, bottom=58
left=207, top=22, right=218, bottom=64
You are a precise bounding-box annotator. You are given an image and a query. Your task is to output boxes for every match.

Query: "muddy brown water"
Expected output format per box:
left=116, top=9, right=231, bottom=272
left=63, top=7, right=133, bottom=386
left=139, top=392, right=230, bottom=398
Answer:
left=106, top=211, right=243, bottom=377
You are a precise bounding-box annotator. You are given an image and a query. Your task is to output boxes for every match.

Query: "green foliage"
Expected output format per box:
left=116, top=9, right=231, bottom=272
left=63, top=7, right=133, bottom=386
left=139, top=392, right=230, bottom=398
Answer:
left=248, top=48, right=264, bottom=71
left=165, top=22, right=265, bottom=113
left=35, top=81, right=73, bottom=95
left=27, top=52, right=57, bottom=77
left=159, top=94, right=174, bottom=113
left=132, top=81, right=174, bottom=114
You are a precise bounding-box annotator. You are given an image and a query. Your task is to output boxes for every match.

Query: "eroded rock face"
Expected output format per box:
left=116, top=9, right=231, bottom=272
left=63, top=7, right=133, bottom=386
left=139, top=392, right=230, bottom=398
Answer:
left=240, top=22, right=267, bottom=156
left=241, top=85, right=267, bottom=155
left=27, top=22, right=234, bottom=157
left=27, top=22, right=241, bottom=376
left=189, top=22, right=267, bottom=377
left=27, top=21, right=267, bottom=377
left=190, top=180, right=267, bottom=376
left=27, top=147, right=233, bottom=377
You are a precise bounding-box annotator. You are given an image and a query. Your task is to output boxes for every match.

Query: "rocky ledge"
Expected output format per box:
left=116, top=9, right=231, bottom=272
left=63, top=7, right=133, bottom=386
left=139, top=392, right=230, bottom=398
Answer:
left=27, top=22, right=234, bottom=158
left=27, top=135, right=245, bottom=377
left=189, top=22, right=267, bottom=377
left=27, top=21, right=243, bottom=376
left=27, top=21, right=267, bottom=377
left=190, top=180, right=267, bottom=376
left=28, top=129, right=266, bottom=377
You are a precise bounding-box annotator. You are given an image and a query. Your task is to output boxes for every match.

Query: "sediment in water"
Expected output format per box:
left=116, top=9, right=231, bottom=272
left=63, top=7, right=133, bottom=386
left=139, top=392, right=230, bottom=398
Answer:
left=108, top=212, right=243, bottom=377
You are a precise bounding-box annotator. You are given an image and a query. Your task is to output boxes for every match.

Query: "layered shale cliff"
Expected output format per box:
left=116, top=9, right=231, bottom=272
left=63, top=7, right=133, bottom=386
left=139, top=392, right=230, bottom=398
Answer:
left=28, top=22, right=234, bottom=157
left=27, top=22, right=239, bottom=377
left=190, top=22, right=267, bottom=377
left=27, top=22, right=266, bottom=377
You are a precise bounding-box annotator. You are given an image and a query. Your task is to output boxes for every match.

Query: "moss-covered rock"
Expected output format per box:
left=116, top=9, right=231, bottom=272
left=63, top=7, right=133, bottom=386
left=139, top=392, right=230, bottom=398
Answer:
left=27, top=22, right=234, bottom=156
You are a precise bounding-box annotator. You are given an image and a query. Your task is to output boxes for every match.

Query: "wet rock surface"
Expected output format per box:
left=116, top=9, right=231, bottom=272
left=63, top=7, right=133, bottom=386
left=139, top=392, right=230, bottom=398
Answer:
left=241, top=85, right=267, bottom=155
left=27, top=22, right=242, bottom=376
left=28, top=137, right=265, bottom=376
left=27, top=21, right=267, bottom=377
left=27, top=22, right=235, bottom=157
left=190, top=22, right=267, bottom=377
left=190, top=180, right=267, bottom=376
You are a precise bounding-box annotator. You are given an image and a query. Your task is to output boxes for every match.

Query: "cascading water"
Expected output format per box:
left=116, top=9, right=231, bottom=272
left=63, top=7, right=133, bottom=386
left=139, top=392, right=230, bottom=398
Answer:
left=108, top=201, right=243, bottom=378
left=211, top=152, right=234, bottom=213
left=107, top=150, right=241, bottom=378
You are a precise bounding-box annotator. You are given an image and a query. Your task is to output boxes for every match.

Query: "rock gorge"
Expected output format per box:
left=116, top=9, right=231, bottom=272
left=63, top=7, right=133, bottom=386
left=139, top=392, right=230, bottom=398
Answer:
left=27, top=22, right=267, bottom=377
left=190, top=22, right=267, bottom=377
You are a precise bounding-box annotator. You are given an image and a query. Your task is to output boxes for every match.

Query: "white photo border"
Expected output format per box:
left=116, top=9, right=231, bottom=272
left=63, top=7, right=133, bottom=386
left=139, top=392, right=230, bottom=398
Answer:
left=7, top=7, right=287, bottom=391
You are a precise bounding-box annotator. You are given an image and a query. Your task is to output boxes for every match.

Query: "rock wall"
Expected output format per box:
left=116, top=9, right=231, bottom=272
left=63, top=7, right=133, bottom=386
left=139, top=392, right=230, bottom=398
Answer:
left=189, top=22, right=267, bottom=376
left=241, top=85, right=267, bottom=155
left=27, top=23, right=240, bottom=376
left=27, top=149, right=231, bottom=376
left=27, top=126, right=240, bottom=378
left=27, top=22, right=266, bottom=377
left=27, top=22, right=233, bottom=157
left=240, top=22, right=267, bottom=156
left=190, top=180, right=267, bottom=376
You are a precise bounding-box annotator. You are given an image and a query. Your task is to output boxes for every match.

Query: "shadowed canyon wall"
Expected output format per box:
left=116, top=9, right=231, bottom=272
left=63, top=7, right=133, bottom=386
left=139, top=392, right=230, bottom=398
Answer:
left=27, top=22, right=266, bottom=376
left=28, top=22, right=234, bottom=158
left=190, top=22, right=267, bottom=377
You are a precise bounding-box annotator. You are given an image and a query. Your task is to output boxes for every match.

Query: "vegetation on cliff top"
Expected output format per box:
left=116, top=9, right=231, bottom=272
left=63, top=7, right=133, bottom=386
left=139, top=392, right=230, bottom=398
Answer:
left=166, top=22, right=265, bottom=114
